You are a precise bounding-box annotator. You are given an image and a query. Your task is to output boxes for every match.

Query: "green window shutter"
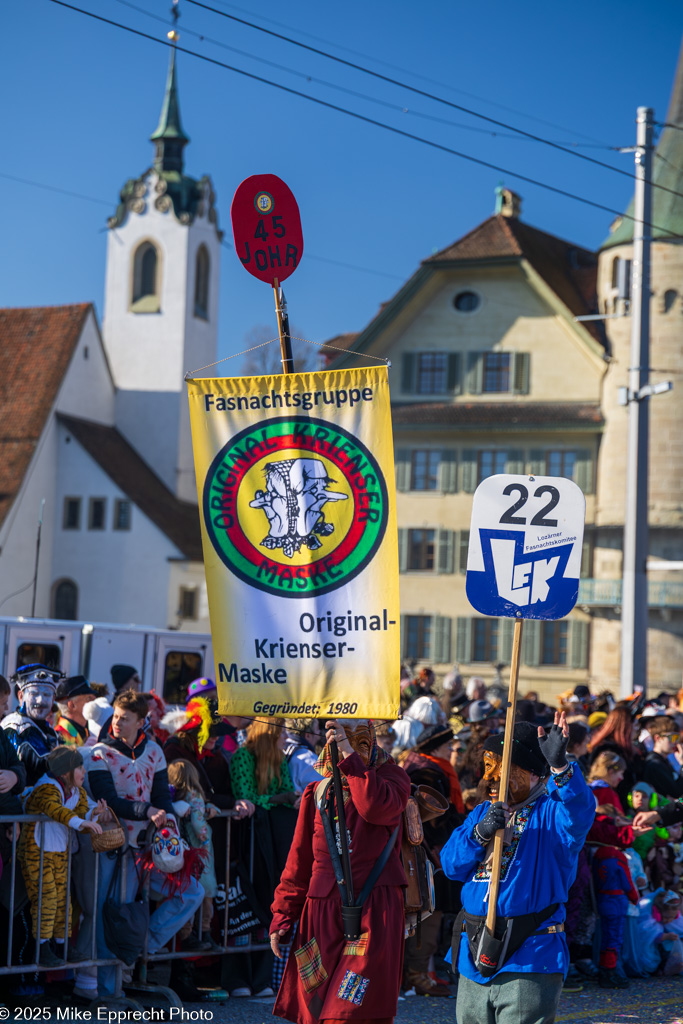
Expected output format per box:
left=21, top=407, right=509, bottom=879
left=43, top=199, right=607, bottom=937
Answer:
left=437, top=530, right=455, bottom=574
left=460, top=450, right=477, bottom=493
left=401, top=353, right=416, bottom=393
left=529, top=449, right=546, bottom=476
left=512, top=353, right=530, bottom=394
left=466, top=353, right=483, bottom=394
left=440, top=450, right=458, bottom=493
left=499, top=618, right=515, bottom=663
left=506, top=449, right=525, bottom=475
left=458, top=530, right=470, bottom=574
left=575, top=450, right=594, bottom=494
left=570, top=620, right=589, bottom=669
left=433, top=616, right=452, bottom=664
left=400, top=614, right=406, bottom=659
left=455, top=617, right=472, bottom=663
left=398, top=528, right=408, bottom=573
left=523, top=620, right=541, bottom=667
left=581, top=537, right=593, bottom=578
left=395, top=448, right=410, bottom=492
left=447, top=353, right=461, bottom=394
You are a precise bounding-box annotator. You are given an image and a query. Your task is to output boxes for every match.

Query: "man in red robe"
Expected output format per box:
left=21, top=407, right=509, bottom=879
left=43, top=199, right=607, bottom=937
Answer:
left=270, top=719, right=410, bottom=1024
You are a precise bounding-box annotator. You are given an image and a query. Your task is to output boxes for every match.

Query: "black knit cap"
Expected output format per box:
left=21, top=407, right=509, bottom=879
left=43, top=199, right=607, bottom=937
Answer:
left=483, top=721, right=549, bottom=777
left=415, top=724, right=454, bottom=755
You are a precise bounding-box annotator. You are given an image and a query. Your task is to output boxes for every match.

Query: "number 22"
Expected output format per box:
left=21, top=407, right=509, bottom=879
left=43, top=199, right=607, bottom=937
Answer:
left=499, top=483, right=560, bottom=527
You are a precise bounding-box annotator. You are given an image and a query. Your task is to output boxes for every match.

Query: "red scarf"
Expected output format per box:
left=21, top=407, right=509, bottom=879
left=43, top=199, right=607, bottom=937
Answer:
left=421, top=754, right=465, bottom=815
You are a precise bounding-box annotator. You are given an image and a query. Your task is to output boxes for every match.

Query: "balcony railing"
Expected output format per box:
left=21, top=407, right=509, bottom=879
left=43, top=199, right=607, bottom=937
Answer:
left=578, top=579, right=683, bottom=608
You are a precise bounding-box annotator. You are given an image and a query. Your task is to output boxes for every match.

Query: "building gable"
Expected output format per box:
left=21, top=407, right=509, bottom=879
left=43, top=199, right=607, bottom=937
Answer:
left=0, top=303, right=91, bottom=530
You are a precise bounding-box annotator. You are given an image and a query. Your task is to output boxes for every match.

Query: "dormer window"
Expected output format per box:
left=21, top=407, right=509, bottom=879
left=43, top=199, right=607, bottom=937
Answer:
left=131, top=241, right=161, bottom=313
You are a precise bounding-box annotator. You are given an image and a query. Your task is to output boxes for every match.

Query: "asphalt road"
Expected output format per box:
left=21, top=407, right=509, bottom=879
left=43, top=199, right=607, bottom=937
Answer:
left=152, top=974, right=683, bottom=1024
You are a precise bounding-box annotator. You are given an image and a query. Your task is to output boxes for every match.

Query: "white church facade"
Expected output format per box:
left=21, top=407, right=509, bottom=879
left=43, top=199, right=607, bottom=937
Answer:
left=0, top=51, right=216, bottom=632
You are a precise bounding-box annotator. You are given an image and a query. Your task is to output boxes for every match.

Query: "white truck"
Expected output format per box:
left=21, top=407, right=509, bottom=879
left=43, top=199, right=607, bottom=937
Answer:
left=0, top=615, right=214, bottom=705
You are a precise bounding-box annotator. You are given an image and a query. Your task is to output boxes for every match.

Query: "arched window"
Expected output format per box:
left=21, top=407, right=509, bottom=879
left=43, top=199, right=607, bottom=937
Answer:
left=611, top=256, right=620, bottom=289
left=194, top=245, right=210, bottom=319
left=663, top=289, right=678, bottom=314
left=52, top=579, right=78, bottom=621
left=131, top=241, right=161, bottom=312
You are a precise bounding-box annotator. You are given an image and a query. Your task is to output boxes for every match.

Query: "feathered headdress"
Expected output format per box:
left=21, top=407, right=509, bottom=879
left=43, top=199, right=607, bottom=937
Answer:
left=161, top=696, right=214, bottom=752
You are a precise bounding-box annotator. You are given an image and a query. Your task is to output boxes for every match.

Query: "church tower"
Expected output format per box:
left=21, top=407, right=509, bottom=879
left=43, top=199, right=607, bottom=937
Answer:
left=592, top=39, right=683, bottom=689
left=102, top=47, right=221, bottom=502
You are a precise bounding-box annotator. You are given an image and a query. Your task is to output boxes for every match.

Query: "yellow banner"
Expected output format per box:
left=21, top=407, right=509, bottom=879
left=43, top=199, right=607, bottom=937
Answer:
left=187, top=366, right=400, bottom=719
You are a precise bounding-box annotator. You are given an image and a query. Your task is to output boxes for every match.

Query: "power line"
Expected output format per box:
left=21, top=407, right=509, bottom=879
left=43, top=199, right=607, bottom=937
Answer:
left=185, top=0, right=683, bottom=204
left=112, top=0, right=599, bottom=148
left=0, top=171, right=112, bottom=207
left=207, top=0, right=611, bottom=146
left=45, top=0, right=681, bottom=238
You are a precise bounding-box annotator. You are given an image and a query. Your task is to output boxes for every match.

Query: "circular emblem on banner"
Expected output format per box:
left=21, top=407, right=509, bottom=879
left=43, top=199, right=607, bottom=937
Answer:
left=203, top=416, right=388, bottom=598
left=254, top=191, right=274, bottom=214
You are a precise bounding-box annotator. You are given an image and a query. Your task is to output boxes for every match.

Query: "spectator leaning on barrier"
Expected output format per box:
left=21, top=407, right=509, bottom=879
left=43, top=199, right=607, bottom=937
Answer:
left=87, top=689, right=203, bottom=1001
left=54, top=675, right=97, bottom=747
left=3, top=664, right=61, bottom=787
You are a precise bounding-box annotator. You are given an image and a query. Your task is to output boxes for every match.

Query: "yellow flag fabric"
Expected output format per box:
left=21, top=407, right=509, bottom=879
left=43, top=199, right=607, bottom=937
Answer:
left=187, top=366, right=400, bottom=719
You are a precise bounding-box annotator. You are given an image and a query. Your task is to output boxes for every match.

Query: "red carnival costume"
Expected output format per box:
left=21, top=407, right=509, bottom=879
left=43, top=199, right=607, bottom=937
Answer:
left=270, top=728, right=410, bottom=1024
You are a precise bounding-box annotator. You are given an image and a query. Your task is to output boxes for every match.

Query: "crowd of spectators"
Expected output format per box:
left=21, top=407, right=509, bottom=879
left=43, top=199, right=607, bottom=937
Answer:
left=0, top=660, right=682, bottom=1007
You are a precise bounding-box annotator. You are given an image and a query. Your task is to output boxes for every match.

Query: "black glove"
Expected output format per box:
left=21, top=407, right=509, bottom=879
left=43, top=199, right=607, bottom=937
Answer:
left=473, top=802, right=506, bottom=844
left=538, top=723, right=569, bottom=770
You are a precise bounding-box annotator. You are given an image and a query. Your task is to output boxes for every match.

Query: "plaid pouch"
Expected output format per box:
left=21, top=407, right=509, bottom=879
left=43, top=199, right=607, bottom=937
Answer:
left=342, top=932, right=369, bottom=957
left=337, top=970, right=369, bottom=1006
left=294, top=936, right=328, bottom=993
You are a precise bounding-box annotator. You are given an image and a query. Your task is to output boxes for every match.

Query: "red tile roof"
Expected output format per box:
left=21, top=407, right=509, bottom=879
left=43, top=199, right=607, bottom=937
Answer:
left=392, top=401, right=603, bottom=429
left=58, top=414, right=202, bottom=561
left=427, top=214, right=604, bottom=345
left=0, top=304, right=91, bottom=529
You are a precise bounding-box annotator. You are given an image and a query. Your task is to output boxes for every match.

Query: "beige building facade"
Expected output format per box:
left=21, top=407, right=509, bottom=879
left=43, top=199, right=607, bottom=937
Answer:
left=328, top=45, right=683, bottom=702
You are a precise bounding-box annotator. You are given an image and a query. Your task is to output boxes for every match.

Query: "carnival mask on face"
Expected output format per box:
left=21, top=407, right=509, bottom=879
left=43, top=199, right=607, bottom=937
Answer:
left=342, top=720, right=373, bottom=765
left=483, top=751, right=537, bottom=805
left=22, top=683, right=55, bottom=721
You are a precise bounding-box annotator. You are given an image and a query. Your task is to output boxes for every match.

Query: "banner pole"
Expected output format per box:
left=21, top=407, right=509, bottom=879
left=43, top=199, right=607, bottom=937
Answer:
left=273, top=277, right=294, bottom=374
left=485, top=615, right=523, bottom=935
left=272, top=275, right=353, bottom=903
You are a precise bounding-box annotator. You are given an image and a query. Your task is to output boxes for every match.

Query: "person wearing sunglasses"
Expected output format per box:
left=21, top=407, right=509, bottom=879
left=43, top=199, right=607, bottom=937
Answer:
left=642, top=717, right=683, bottom=800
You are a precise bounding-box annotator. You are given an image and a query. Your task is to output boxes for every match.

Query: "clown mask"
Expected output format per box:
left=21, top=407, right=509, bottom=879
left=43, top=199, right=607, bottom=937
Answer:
left=22, top=683, right=55, bottom=722
left=341, top=720, right=373, bottom=765
left=483, top=751, right=539, bottom=805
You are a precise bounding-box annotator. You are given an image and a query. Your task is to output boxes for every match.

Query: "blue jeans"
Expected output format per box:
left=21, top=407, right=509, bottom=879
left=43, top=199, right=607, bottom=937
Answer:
left=96, top=849, right=204, bottom=998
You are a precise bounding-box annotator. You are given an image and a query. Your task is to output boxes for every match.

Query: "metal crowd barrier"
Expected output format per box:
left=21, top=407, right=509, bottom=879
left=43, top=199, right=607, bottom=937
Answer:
left=0, top=810, right=270, bottom=1009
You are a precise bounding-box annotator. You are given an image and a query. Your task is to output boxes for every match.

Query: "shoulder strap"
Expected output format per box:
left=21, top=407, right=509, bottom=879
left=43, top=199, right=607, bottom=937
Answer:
left=354, top=825, right=399, bottom=908
left=316, top=780, right=349, bottom=904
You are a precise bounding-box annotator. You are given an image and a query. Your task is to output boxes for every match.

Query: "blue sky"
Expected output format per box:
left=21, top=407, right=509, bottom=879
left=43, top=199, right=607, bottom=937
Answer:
left=2, top=1, right=682, bottom=367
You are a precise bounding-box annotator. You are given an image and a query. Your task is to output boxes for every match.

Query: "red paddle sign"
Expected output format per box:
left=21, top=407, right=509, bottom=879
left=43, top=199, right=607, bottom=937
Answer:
left=231, top=174, right=304, bottom=285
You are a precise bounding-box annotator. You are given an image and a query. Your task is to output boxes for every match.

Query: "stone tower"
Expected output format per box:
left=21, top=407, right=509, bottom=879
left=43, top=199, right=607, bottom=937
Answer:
left=592, top=39, right=683, bottom=690
left=102, top=48, right=222, bottom=502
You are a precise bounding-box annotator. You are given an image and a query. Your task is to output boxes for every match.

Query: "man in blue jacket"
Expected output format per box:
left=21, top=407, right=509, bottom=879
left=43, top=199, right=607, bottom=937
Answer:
left=441, top=711, right=595, bottom=1024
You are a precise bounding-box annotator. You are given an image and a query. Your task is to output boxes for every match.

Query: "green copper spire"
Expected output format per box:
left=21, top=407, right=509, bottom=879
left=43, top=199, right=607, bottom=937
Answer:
left=603, top=38, right=683, bottom=248
left=150, top=47, right=189, bottom=174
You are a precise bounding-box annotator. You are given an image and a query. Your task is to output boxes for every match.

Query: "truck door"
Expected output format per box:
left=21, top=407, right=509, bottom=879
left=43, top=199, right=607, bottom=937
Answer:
left=155, top=636, right=208, bottom=705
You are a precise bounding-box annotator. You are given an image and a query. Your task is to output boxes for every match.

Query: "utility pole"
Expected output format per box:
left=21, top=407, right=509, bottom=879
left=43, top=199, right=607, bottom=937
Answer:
left=620, top=107, right=654, bottom=698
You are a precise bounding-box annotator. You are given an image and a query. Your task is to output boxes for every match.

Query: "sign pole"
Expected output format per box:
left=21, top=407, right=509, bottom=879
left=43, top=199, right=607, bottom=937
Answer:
left=272, top=278, right=353, bottom=901
left=485, top=615, right=523, bottom=936
left=273, top=277, right=294, bottom=374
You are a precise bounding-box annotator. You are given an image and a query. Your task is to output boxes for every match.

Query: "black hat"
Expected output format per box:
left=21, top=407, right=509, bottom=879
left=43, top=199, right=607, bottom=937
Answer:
left=111, top=665, right=139, bottom=692
left=573, top=685, right=591, bottom=699
left=483, top=721, right=549, bottom=777
left=450, top=691, right=470, bottom=711
left=208, top=720, right=232, bottom=738
left=415, top=724, right=454, bottom=755
left=55, top=675, right=96, bottom=702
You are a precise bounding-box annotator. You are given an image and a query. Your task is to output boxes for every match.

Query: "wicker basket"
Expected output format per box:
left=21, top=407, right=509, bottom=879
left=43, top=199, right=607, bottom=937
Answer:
left=90, top=809, right=126, bottom=853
